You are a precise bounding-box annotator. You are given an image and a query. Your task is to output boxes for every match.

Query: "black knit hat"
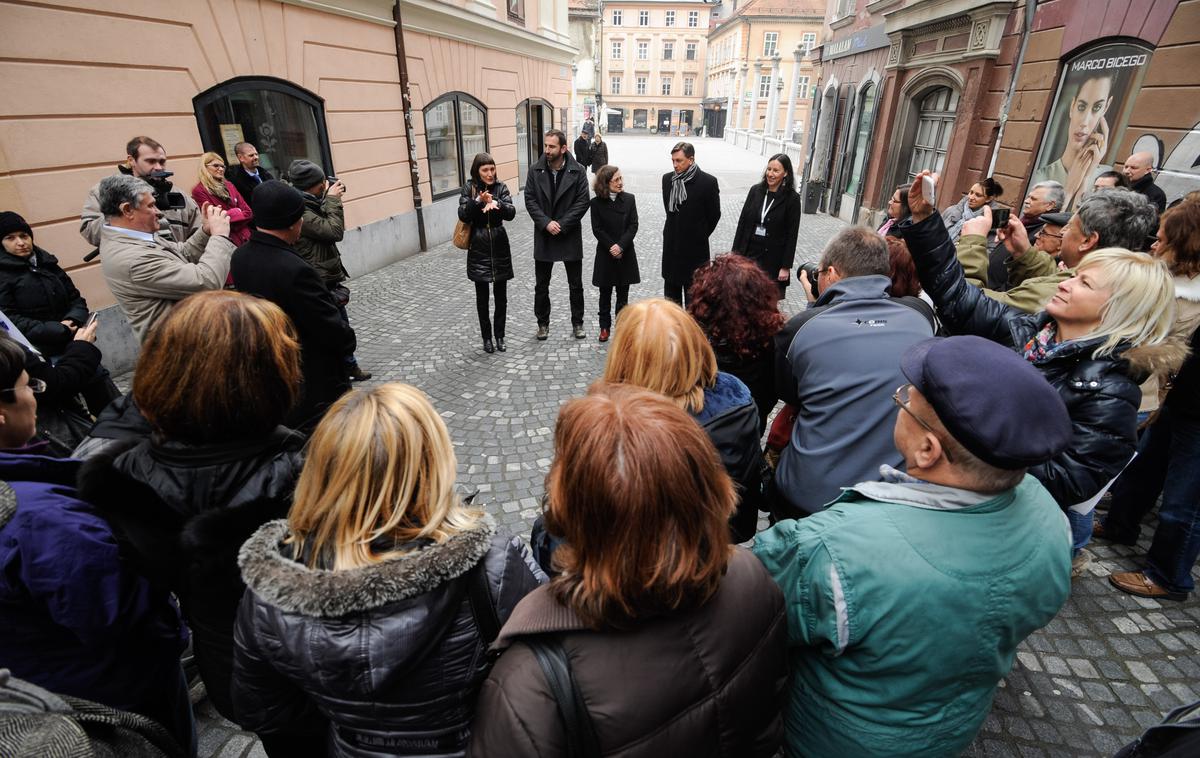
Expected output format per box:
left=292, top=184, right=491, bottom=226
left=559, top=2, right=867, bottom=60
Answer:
left=0, top=212, right=32, bottom=240
left=251, top=181, right=306, bottom=230
left=287, top=160, right=326, bottom=192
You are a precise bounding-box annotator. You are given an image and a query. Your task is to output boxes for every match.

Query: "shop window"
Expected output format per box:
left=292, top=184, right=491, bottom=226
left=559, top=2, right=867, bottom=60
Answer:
left=424, top=93, right=488, bottom=199
left=633, top=109, right=648, bottom=128
left=516, top=98, right=552, bottom=185
left=194, top=77, right=332, bottom=178
left=844, top=82, right=877, bottom=197
left=906, top=87, right=959, bottom=182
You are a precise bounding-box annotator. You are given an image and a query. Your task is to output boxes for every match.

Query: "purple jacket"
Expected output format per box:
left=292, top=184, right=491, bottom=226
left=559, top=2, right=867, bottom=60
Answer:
left=0, top=449, right=189, bottom=742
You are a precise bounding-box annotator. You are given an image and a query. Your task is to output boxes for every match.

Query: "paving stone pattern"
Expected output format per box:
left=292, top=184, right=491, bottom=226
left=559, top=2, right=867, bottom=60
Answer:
left=189, top=136, right=1200, bottom=757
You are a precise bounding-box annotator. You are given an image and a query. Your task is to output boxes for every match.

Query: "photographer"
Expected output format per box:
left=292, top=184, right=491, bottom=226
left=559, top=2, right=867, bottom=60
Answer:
left=80, top=136, right=201, bottom=247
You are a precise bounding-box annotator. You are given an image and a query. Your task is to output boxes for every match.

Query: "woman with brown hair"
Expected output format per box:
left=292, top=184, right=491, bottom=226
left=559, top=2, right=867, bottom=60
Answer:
left=470, top=383, right=787, bottom=757
left=602, top=297, right=767, bottom=542
left=233, top=383, right=543, bottom=757
left=589, top=164, right=639, bottom=342
left=77, top=290, right=307, bottom=749
left=191, top=151, right=254, bottom=246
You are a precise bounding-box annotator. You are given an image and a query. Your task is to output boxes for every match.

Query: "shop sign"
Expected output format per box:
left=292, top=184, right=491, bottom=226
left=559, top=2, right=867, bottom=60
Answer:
left=822, top=24, right=889, bottom=62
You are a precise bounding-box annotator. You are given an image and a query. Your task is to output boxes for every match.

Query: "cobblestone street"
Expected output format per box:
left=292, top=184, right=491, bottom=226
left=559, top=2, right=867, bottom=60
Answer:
left=193, top=135, right=1200, bottom=757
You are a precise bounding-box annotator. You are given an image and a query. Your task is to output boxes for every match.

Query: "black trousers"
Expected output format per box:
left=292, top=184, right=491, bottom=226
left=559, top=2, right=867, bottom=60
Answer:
left=663, top=279, right=691, bottom=307
left=597, top=285, right=629, bottom=329
left=534, top=260, right=584, bottom=326
left=474, top=280, right=507, bottom=339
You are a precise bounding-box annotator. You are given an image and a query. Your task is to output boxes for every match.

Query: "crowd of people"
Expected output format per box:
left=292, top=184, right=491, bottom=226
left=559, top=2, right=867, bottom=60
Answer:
left=0, top=122, right=1197, bottom=758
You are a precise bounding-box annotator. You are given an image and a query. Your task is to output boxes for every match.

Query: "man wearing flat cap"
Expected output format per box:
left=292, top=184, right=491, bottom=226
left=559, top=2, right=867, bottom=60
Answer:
left=755, top=335, right=1073, bottom=758
left=231, top=180, right=356, bottom=432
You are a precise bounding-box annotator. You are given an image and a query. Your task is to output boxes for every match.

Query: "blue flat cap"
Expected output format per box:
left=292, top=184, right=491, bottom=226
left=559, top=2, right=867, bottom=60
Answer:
left=901, top=336, right=1071, bottom=469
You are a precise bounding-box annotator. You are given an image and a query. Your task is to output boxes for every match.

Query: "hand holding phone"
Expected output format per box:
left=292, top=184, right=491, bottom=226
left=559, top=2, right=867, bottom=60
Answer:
left=921, top=175, right=936, bottom=208
left=990, top=208, right=1010, bottom=230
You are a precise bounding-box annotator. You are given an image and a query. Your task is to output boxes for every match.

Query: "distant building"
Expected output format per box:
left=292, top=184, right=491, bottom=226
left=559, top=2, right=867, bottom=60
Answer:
left=569, top=0, right=603, bottom=135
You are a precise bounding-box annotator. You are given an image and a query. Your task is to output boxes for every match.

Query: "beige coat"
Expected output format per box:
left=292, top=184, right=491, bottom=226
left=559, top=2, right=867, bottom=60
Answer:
left=1140, top=274, right=1200, bottom=413
left=80, top=172, right=201, bottom=248
left=98, top=225, right=234, bottom=341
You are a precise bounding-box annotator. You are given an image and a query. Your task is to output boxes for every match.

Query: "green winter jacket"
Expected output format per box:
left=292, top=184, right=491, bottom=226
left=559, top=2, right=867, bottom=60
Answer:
left=294, top=193, right=348, bottom=285
left=956, top=233, right=1070, bottom=313
left=753, top=474, right=1071, bottom=758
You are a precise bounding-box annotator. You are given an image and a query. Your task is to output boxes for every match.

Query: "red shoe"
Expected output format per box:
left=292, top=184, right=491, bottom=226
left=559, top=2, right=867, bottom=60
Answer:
left=599, top=328, right=610, bottom=342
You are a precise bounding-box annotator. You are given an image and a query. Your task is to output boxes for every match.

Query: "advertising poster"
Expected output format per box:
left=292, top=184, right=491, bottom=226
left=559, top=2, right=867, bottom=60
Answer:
left=1029, top=42, right=1152, bottom=210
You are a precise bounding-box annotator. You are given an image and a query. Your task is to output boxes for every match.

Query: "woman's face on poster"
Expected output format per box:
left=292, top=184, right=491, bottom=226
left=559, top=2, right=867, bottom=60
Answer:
left=1068, top=76, right=1114, bottom=147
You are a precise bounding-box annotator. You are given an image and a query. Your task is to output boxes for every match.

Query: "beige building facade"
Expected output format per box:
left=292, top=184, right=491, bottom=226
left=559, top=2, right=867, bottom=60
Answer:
left=598, top=0, right=710, bottom=134
left=0, top=0, right=573, bottom=366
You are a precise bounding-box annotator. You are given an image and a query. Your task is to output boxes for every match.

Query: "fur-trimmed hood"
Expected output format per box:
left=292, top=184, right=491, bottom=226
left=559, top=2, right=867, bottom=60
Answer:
left=1124, top=337, right=1192, bottom=380
left=239, top=513, right=497, bottom=618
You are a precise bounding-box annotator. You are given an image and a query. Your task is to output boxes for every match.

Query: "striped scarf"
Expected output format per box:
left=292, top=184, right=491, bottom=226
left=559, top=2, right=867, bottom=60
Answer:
left=668, top=163, right=700, bottom=213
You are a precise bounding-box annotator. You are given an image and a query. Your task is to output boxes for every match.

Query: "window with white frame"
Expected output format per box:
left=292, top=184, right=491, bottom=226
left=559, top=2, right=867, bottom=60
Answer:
left=611, top=9, right=622, bottom=25
left=639, top=10, right=649, bottom=26
left=684, top=76, right=695, bottom=96
left=610, top=75, right=622, bottom=95
left=688, top=10, right=699, bottom=27
left=661, top=76, right=672, bottom=96
left=611, top=40, right=623, bottom=59
left=801, top=32, right=817, bottom=53
left=637, top=41, right=648, bottom=60
left=907, top=87, right=960, bottom=182
left=636, top=76, right=647, bottom=95
left=836, top=0, right=854, bottom=18
left=686, top=42, right=697, bottom=60
left=758, top=75, right=771, bottom=98
left=663, top=41, right=674, bottom=60
left=763, top=32, right=778, bottom=57
left=665, top=10, right=675, bottom=26
left=797, top=75, right=810, bottom=98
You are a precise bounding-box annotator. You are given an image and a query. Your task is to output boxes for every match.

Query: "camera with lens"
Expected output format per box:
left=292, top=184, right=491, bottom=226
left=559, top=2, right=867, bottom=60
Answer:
left=798, top=262, right=821, bottom=299
left=146, top=169, right=186, bottom=210
left=327, top=176, right=345, bottom=192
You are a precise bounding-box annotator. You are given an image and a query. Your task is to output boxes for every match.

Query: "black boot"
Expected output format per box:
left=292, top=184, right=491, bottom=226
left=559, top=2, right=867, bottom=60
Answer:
left=496, top=337, right=506, bottom=352
left=483, top=339, right=495, bottom=354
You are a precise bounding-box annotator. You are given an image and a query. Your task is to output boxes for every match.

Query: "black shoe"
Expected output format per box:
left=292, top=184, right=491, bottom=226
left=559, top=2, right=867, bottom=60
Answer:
left=536, top=325, right=549, bottom=340
left=573, top=324, right=586, bottom=339
left=348, top=365, right=372, bottom=381
left=483, top=339, right=495, bottom=354
left=496, top=338, right=506, bottom=352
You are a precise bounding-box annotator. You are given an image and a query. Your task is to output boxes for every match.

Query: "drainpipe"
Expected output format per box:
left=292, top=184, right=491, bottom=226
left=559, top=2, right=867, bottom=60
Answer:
left=986, top=0, right=1037, bottom=178
left=393, top=1, right=428, bottom=252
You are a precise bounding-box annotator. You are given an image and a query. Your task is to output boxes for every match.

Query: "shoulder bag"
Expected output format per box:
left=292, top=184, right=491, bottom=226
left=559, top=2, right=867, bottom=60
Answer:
left=524, top=634, right=601, bottom=758
left=453, top=184, right=476, bottom=250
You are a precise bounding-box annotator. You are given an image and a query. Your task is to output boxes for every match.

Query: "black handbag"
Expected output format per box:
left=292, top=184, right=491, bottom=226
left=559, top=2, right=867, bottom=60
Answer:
left=524, top=634, right=601, bottom=758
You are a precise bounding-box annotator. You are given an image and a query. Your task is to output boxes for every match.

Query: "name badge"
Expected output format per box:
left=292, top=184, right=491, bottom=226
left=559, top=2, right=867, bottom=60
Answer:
left=755, top=225, right=768, bottom=237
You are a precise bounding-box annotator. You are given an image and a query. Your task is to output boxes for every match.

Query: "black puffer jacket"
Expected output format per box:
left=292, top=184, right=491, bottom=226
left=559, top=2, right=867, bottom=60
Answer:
left=232, top=514, right=545, bottom=758
left=899, top=212, right=1184, bottom=508
left=0, top=247, right=88, bottom=355
left=77, top=428, right=305, bottom=720
left=696, top=372, right=768, bottom=543
left=458, top=180, right=516, bottom=283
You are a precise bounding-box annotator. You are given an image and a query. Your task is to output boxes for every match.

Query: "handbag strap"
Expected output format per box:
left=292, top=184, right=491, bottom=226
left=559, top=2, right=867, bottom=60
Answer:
left=525, top=634, right=601, bottom=758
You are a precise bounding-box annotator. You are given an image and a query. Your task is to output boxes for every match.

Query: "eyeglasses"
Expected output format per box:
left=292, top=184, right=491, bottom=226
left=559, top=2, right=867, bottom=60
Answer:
left=206, top=163, right=226, bottom=170
left=1036, top=229, right=1063, bottom=240
left=892, top=384, right=954, bottom=463
left=0, top=377, right=46, bottom=399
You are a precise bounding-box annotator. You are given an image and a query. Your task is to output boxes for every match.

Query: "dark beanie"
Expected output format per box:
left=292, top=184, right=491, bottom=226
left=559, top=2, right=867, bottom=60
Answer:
left=0, top=212, right=32, bottom=240
left=252, top=181, right=306, bottom=230
left=287, top=160, right=326, bottom=192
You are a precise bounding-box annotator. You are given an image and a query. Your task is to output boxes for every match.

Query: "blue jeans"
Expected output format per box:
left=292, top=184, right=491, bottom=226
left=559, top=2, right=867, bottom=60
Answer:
left=1068, top=509, right=1094, bottom=555
left=1103, top=405, right=1200, bottom=594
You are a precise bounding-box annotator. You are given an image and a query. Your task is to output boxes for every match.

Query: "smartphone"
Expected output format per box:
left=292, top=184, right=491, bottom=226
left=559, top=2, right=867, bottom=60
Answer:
left=85, top=312, right=98, bottom=327
left=921, top=174, right=936, bottom=207
left=991, top=208, right=1010, bottom=230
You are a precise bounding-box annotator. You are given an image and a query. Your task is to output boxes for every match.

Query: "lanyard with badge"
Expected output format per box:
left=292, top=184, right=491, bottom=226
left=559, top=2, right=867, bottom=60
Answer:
left=755, top=194, right=774, bottom=237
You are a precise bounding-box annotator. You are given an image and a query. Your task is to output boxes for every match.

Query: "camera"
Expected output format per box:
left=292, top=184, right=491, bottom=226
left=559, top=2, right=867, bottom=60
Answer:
left=146, top=169, right=186, bottom=211
left=798, top=262, right=821, bottom=299
left=327, top=176, right=345, bottom=192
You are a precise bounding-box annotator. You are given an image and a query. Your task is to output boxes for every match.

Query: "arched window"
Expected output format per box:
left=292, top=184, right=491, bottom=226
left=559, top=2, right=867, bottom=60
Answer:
left=516, top=98, right=553, bottom=184
left=194, top=77, right=333, bottom=179
left=425, top=93, right=488, bottom=199
left=906, top=87, right=959, bottom=182
left=843, top=82, right=878, bottom=197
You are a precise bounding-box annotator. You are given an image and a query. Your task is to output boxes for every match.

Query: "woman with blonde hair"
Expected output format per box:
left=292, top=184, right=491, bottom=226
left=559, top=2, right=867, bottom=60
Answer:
left=602, top=298, right=766, bottom=542
left=470, top=384, right=787, bottom=756
left=900, top=170, right=1184, bottom=573
left=191, top=151, right=254, bottom=245
left=233, top=382, right=544, bottom=757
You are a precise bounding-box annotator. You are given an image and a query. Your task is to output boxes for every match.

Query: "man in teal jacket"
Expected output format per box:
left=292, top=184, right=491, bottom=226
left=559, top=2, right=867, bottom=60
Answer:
left=754, top=335, right=1074, bottom=757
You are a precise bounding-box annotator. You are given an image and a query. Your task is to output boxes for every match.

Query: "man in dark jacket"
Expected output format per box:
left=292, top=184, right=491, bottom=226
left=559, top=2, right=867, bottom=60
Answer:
left=525, top=129, right=591, bottom=339
left=772, top=227, right=936, bottom=518
left=231, top=180, right=356, bottom=432
left=226, top=142, right=275, bottom=210
left=1122, top=151, right=1167, bottom=213
left=661, top=142, right=720, bottom=305
left=573, top=132, right=592, bottom=168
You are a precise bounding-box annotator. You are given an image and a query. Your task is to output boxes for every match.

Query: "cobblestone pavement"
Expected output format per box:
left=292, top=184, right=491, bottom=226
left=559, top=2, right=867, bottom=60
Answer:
left=192, top=135, right=1200, bottom=757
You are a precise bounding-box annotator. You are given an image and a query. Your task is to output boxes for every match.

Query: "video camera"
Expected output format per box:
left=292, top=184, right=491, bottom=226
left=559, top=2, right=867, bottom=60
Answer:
left=146, top=169, right=187, bottom=211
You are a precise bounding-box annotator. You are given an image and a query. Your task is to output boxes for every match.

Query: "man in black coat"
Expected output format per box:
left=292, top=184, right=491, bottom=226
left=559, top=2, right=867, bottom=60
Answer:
left=573, top=132, right=592, bottom=168
left=525, top=129, right=591, bottom=340
left=1122, top=151, right=1167, bottom=214
left=226, top=142, right=275, bottom=211
left=230, top=180, right=355, bottom=432
left=661, top=142, right=720, bottom=305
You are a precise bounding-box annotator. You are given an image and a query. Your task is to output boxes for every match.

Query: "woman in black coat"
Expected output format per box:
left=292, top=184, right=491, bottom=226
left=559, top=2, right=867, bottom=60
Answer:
left=731, top=154, right=801, bottom=299
left=590, top=132, right=609, bottom=173
left=0, top=211, right=88, bottom=356
left=590, top=165, right=640, bottom=342
left=458, top=153, right=516, bottom=353
left=233, top=383, right=544, bottom=758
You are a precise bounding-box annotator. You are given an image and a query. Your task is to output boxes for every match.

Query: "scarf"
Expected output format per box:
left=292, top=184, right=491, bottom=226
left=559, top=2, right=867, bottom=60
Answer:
left=945, top=197, right=987, bottom=241
left=668, top=163, right=700, bottom=213
left=1022, top=322, right=1064, bottom=363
